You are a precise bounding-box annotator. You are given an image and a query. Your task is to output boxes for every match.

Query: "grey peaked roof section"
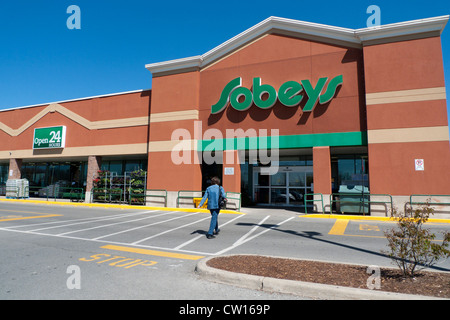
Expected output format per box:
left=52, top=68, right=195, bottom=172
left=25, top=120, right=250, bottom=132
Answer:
left=145, top=15, right=449, bottom=76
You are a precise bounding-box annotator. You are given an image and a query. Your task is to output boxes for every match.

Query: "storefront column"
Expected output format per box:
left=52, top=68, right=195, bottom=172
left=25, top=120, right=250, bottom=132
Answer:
left=85, top=155, right=102, bottom=203
left=222, top=150, right=241, bottom=209
left=8, top=158, right=22, bottom=180
left=313, top=147, right=331, bottom=212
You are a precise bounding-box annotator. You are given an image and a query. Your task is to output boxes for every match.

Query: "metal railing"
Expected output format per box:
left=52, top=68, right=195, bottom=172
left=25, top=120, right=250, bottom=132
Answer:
left=409, top=194, right=450, bottom=214
left=329, top=193, right=393, bottom=216
left=177, top=190, right=241, bottom=211
left=304, top=193, right=324, bottom=214
left=26, top=186, right=85, bottom=202
left=129, top=189, right=167, bottom=206
left=177, top=190, right=204, bottom=208
left=303, top=193, right=393, bottom=216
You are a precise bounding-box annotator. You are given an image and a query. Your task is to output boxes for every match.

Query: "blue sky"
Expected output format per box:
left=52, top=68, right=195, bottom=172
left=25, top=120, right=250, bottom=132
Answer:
left=0, top=0, right=449, bottom=124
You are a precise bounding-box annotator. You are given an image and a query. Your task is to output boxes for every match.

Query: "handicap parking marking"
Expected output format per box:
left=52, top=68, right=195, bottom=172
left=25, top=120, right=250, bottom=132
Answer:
left=327, top=218, right=387, bottom=239
left=359, top=223, right=381, bottom=231
left=328, top=219, right=349, bottom=235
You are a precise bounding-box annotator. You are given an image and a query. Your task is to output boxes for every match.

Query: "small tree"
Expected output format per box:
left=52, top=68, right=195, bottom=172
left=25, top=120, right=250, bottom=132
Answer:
left=382, top=201, right=450, bottom=277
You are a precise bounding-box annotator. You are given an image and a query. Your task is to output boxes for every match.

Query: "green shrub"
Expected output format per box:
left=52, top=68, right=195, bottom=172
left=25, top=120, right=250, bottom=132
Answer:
left=382, top=201, right=450, bottom=277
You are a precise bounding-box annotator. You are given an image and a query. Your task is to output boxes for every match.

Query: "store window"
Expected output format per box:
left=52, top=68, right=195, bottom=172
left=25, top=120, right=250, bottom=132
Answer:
left=241, top=154, right=313, bottom=207
left=201, top=162, right=223, bottom=192
left=21, top=162, right=87, bottom=188
left=0, top=164, right=8, bottom=195
left=331, top=155, right=369, bottom=193
left=101, top=159, right=147, bottom=175
left=0, top=164, right=9, bottom=184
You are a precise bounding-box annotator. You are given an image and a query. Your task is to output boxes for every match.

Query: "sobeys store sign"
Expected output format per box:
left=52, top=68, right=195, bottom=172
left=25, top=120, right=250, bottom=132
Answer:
left=211, top=75, right=343, bottom=114
left=33, top=126, right=66, bottom=149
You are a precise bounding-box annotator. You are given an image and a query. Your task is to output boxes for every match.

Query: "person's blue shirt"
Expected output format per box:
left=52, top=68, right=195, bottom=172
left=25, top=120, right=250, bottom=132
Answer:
left=198, top=184, right=226, bottom=209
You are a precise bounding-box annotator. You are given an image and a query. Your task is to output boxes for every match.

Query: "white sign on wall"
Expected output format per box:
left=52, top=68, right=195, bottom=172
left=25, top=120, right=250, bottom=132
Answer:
left=224, top=167, right=234, bottom=175
left=415, top=159, right=424, bottom=171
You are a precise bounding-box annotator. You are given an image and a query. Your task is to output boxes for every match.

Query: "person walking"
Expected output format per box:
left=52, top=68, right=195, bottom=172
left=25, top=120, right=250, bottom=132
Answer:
left=197, top=176, right=227, bottom=239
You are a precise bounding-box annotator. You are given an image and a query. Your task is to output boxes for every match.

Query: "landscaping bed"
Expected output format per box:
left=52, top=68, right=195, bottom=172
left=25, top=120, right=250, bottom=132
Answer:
left=207, top=255, right=450, bottom=298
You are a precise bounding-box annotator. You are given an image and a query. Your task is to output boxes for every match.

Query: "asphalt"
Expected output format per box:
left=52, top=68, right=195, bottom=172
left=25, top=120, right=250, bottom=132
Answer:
left=1, top=197, right=449, bottom=300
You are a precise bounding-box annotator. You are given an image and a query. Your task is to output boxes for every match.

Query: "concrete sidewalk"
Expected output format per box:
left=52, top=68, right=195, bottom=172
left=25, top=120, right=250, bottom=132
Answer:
left=0, top=197, right=244, bottom=215
left=240, top=206, right=450, bottom=223
left=2, top=198, right=450, bottom=223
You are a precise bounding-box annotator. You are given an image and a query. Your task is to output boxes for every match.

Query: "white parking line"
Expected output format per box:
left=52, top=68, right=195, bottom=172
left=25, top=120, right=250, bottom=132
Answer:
left=0, top=207, right=298, bottom=259
left=90, top=211, right=202, bottom=240
left=0, top=226, right=213, bottom=256
left=2, top=210, right=155, bottom=229
left=233, top=215, right=271, bottom=246
left=131, top=216, right=211, bottom=245
left=27, top=210, right=158, bottom=232
left=56, top=211, right=176, bottom=236
left=214, top=216, right=295, bottom=255
left=173, top=214, right=245, bottom=250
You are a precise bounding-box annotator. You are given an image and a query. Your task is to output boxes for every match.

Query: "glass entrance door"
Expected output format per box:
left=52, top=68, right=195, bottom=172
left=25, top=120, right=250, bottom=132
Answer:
left=253, top=166, right=313, bottom=205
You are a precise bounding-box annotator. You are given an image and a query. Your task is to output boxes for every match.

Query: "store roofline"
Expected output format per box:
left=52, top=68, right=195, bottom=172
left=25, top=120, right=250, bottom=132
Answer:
left=145, top=15, right=449, bottom=76
left=0, top=89, right=151, bottom=114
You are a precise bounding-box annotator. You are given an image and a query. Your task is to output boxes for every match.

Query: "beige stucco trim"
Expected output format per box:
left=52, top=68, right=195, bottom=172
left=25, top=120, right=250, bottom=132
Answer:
left=149, top=110, right=199, bottom=123
left=0, top=104, right=201, bottom=137
left=368, top=126, right=450, bottom=144
left=89, top=117, right=149, bottom=129
left=0, top=143, right=148, bottom=160
left=366, top=87, right=447, bottom=105
left=148, top=139, right=198, bottom=152
left=0, top=103, right=149, bottom=136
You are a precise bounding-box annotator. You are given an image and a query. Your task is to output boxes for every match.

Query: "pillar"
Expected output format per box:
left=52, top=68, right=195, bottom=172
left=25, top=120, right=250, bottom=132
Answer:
left=222, top=150, right=241, bottom=209
left=8, top=158, right=22, bottom=180
left=363, top=37, right=450, bottom=196
left=222, top=150, right=241, bottom=192
left=85, top=155, right=102, bottom=203
left=313, top=147, right=332, bottom=212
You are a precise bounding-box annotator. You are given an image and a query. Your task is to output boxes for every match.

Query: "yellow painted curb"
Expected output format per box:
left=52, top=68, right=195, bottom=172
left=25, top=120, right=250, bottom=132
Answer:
left=299, top=213, right=450, bottom=224
left=0, top=198, right=245, bottom=215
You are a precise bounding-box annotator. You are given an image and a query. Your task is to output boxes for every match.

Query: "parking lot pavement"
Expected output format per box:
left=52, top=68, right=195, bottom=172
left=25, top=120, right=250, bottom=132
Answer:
left=0, top=200, right=449, bottom=299
left=0, top=203, right=296, bottom=258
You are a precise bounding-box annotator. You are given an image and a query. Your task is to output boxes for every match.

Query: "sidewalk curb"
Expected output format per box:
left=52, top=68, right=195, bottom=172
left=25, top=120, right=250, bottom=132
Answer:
left=0, top=198, right=244, bottom=215
left=195, top=255, right=446, bottom=300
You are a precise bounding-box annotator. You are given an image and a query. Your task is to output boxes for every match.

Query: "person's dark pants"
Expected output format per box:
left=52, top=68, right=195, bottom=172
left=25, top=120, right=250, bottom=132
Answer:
left=207, top=209, right=220, bottom=235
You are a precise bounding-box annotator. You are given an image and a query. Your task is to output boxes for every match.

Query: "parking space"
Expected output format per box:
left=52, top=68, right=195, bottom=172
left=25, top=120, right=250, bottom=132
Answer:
left=1, top=203, right=449, bottom=261
left=0, top=203, right=298, bottom=260
left=1, top=201, right=449, bottom=299
left=0, top=202, right=294, bottom=257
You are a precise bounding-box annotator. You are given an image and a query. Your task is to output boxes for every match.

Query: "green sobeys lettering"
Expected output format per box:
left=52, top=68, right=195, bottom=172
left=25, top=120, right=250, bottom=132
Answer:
left=319, top=74, right=343, bottom=104
left=253, top=77, right=278, bottom=109
left=211, top=77, right=242, bottom=114
left=210, top=75, right=343, bottom=114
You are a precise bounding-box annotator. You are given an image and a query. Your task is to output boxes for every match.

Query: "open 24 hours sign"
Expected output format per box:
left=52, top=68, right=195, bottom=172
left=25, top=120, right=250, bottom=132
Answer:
left=33, top=126, right=66, bottom=149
